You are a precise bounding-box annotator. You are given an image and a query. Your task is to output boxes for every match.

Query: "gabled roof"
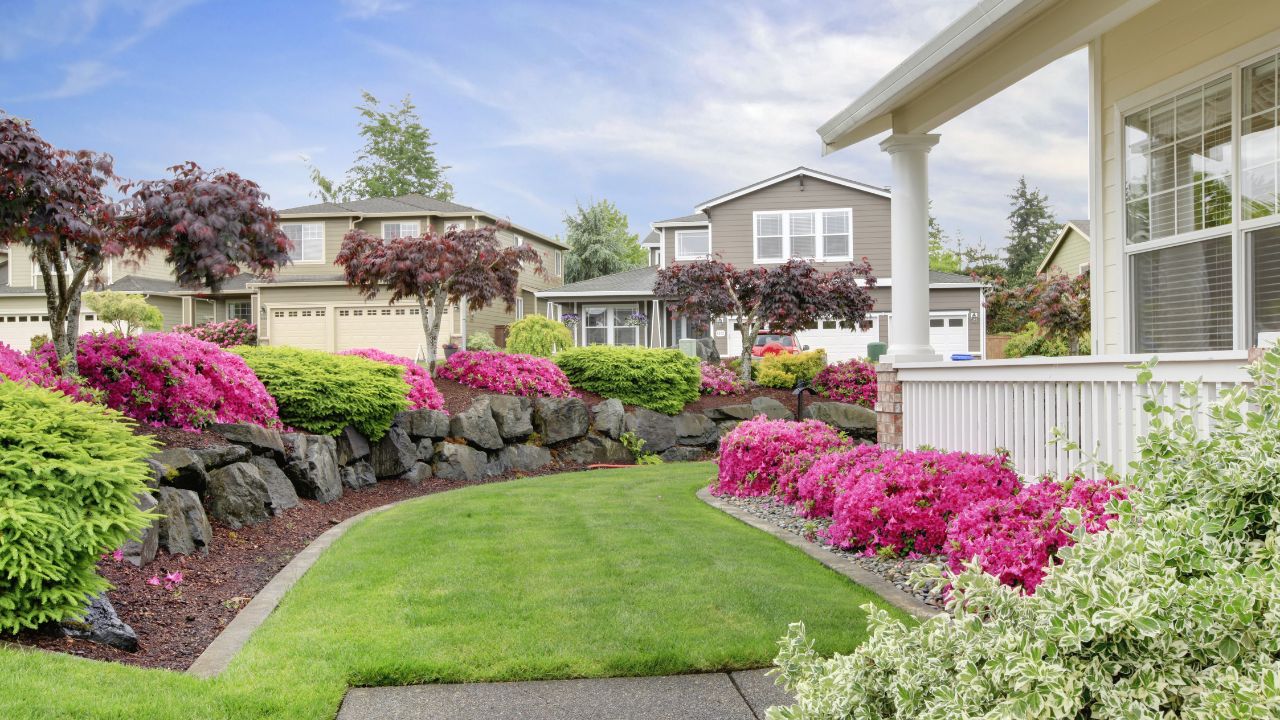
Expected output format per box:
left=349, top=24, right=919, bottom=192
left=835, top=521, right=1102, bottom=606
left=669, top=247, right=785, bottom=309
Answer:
left=108, top=275, right=182, bottom=294
left=1036, top=219, right=1091, bottom=274
left=652, top=212, right=709, bottom=226
left=695, top=167, right=889, bottom=212
left=535, top=265, right=657, bottom=297
left=640, top=230, right=660, bottom=246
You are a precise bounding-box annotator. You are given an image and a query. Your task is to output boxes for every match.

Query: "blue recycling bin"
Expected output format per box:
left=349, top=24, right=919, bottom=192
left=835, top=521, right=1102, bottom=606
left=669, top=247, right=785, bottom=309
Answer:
left=950, top=353, right=975, bottom=361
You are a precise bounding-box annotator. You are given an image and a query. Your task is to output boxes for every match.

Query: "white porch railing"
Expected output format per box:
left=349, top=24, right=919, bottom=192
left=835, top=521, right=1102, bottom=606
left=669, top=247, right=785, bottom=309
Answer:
left=893, top=351, right=1253, bottom=478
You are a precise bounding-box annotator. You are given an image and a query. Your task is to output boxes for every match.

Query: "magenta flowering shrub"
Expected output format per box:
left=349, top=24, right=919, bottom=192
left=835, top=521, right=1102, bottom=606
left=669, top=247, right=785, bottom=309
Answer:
left=172, top=318, right=257, bottom=348
left=700, top=361, right=748, bottom=396
left=77, top=332, right=279, bottom=430
left=811, top=359, right=877, bottom=408
left=946, top=477, right=1127, bottom=591
left=792, top=444, right=886, bottom=518
left=824, top=449, right=1019, bottom=555
left=437, top=350, right=575, bottom=398
left=714, top=417, right=846, bottom=496
left=340, top=348, right=445, bottom=412
left=0, top=342, right=93, bottom=400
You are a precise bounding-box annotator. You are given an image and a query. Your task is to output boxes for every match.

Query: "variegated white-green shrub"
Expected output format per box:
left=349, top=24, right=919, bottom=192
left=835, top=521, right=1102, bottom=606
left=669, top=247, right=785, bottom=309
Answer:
left=769, top=349, right=1280, bottom=720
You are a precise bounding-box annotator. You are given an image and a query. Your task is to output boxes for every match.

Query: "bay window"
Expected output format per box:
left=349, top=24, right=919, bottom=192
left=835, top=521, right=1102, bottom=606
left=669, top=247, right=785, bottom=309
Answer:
left=753, top=209, right=852, bottom=263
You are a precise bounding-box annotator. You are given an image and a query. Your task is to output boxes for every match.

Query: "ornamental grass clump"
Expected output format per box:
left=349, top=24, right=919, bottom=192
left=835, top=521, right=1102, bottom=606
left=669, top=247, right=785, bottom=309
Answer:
left=232, top=345, right=407, bottom=440
left=437, top=350, right=575, bottom=398
left=339, top=348, right=445, bottom=412
left=811, top=358, right=877, bottom=408
left=714, top=417, right=846, bottom=496
left=77, top=332, right=279, bottom=430
left=770, top=350, right=1280, bottom=720
left=0, top=382, right=158, bottom=632
left=554, top=345, right=699, bottom=414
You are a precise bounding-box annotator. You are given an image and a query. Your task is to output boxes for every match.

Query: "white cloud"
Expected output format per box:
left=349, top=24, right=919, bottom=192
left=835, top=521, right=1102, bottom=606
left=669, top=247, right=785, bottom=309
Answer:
left=339, top=0, right=409, bottom=19
left=29, top=60, right=125, bottom=100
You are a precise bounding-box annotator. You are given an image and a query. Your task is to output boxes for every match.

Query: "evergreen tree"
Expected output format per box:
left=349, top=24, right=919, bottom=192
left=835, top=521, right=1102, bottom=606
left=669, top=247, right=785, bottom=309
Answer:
left=563, top=199, right=645, bottom=283
left=928, top=207, right=963, bottom=274
left=1002, top=176, right=1059, bottom=284
left=309, top=92, right=453, bottom=202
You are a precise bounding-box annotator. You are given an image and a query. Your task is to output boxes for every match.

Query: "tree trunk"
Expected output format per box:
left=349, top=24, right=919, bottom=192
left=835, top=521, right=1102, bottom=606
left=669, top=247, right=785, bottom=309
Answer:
left=418, top=289, right=447, bottom=373
left=737, top=316, right=761, bottom=384
left=36, top=252, right=89, bottom=375
left=1068, top=334, right=1081, bottom=356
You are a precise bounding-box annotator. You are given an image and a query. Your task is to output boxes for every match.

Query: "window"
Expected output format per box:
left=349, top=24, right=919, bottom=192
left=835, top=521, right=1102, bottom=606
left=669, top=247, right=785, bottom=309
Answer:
left=1132, top=236, right=1233, bottom=352
left=282, top=223, right=324, bottom=263
left=1251, top=225, right=1280, bottom=343
left=514, top=235, right=525, bottom=246
left=382, top=221, right=420, bottom=240
left=554, top=250, right=563, bottom=277
left=227, top=301, right=252, bottom=322
left=583, top=305, right=640, bottom=346
left=1243, top=55, right=1278, bottom=220
left=675, top=230, right=710, bottom=259
left=753, top=209, right=852, bottom=262
left=515, top=297, right=525, bottom=319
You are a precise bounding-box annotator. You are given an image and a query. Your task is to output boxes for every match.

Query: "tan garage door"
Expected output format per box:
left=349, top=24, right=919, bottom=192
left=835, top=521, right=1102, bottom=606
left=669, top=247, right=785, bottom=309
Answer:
left=335, top=304, right=444, bottom=359
left=267, top=307, right=329, bottom=350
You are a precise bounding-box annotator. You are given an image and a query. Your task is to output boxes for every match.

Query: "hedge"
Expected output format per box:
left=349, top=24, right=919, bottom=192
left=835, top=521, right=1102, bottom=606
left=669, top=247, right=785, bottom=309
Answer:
left=554, top=345, right=699, bottom=414
left=755, top=349, right=827, bottom=389
left=232, top=346, right=409, bottom=440
left=505, top=316, right=573, bottom=357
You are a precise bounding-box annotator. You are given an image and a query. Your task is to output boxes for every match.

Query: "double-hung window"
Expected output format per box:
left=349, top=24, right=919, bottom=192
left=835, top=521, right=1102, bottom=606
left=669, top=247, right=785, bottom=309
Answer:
left=382, top=221, right=420, bottom=240
left=753, top=209, right=852, bottom=263
left=227, top=301, right=253, bottom=323
left=675, top=229, right=710, bottom=260
left=282, top=223, right=324, bottom=263
left=583, top=305, right=640, bottom=346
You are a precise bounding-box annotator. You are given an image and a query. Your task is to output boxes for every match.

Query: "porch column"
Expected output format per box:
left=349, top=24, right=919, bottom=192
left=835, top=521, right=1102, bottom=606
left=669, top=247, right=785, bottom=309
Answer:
left=879, top=133, right=942, bottom=364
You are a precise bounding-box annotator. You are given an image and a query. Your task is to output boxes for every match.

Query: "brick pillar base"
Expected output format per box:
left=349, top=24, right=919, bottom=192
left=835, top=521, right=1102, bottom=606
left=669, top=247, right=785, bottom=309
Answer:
left=875, top=363, right=903, bottom=450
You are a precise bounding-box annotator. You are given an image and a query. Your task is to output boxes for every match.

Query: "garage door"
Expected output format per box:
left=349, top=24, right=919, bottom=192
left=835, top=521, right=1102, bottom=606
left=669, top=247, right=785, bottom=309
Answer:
left=929, top=314, right=970, bottom=358
left=797, top=317, right=881, bottom=362
left=267, top=307, right=329, bottom=350
left=335, top=305, right=437, bottom=358
left=0, top=311, right=109, bottom=350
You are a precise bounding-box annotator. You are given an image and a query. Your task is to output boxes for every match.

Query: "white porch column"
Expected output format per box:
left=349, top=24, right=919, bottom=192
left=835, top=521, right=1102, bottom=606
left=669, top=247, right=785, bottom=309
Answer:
left=879, top=133, right=942, bottom=364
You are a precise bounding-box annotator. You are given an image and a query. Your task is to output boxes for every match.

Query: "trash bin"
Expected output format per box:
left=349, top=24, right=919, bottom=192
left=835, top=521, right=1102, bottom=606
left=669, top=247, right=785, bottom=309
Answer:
left=867, top=342, right=888, bottom=363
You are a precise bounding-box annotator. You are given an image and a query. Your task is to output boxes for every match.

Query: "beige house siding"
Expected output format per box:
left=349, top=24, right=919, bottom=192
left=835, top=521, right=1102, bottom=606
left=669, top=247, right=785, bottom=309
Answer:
left=150, top=295, right=184, bottom=330
left=1042, top=228, right=1091, bottom=275
left=1098, top=0, right=1280, bottom=352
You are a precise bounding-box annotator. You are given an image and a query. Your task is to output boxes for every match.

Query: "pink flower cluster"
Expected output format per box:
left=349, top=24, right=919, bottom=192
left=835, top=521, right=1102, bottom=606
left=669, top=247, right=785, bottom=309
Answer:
left=0, top=342, right=94, bottom=400
left=812, top=359, right=877, bottom=408
left=437, top=350, right=575, bottom=398
left=340, top=348, right=445, bottom=412
left=172, top=319, right=257, bottom=348
left=946, top=478, right=1127, bottom=591
left=700, top=362, right=748, bottom=396
left=714, top=416, right=846, bottom=496
left=77, top=332, right=279, bottom=430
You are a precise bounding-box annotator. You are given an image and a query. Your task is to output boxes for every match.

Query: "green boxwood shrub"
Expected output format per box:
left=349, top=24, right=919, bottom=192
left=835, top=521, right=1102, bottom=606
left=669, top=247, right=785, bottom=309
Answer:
left=755, top=349, right=827, bottom=389
left=0, top=381, right=158, bottom=633
left=232, top=346, right=409, bottom=440
left=554, top=346, right=699, bottom=414
left=467, top=331, right=499, bottom=352
left=505, top=316, right=573, bottom=357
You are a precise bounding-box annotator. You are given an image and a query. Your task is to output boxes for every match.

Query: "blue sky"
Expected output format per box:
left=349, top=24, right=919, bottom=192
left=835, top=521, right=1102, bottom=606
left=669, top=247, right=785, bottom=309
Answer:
left=0, top=0, right=1089, bottom=254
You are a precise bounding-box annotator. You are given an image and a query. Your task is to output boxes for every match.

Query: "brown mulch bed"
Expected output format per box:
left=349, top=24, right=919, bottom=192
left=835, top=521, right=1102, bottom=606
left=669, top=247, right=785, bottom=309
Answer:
left=135, top=425, right=231, bottom=450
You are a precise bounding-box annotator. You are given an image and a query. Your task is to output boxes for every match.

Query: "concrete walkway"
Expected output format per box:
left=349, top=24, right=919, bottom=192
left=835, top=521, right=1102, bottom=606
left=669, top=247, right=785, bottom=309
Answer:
left=337, top=668, right=792, bottom=720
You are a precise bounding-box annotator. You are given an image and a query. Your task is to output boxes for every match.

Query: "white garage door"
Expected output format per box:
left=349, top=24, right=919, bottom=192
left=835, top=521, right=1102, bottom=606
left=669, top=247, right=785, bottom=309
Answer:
left=797, top=316, right=881, bottom=362
left=334, top=305, right=436, bottom=358
left=267, top=307, right=329, bottom=350
left=929, top=314, right=970, bottom=359
left=0, top=311, right=109, bottom=350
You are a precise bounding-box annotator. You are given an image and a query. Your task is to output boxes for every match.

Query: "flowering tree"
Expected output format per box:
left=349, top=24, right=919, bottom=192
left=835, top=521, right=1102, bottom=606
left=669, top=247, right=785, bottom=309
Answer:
left=0, top=115, right=291, bottom=371
left=989, top=270, right=1090, bottom=354
left=655, top=258, right=876, bottom=382
left=335, top=224, right=540, bottom=371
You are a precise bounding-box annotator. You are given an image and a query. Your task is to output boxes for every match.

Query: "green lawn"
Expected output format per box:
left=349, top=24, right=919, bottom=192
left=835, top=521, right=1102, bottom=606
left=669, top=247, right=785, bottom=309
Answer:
left=0, top=462, right=908, bottom=719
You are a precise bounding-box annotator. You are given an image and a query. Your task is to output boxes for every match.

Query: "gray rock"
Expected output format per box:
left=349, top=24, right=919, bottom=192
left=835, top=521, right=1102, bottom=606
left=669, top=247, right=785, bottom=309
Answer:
left=715, top=420, right=740, bottom=437
left=192, top=444, right=250, bottom=470
left=61, top=593, right=137, bottom=652
left=450, top=397, right=504, bottom=450
left=702, top=404, right=756, bottom=421
left=405, top=462, right=433, bottom=485
left=142, top=458, right=164, bottom=489
left=488, top=396, right=534, bottom=440
left=694, top=337, right=720, bottom=363
left=151, top=448, right=209, bottom=494
left=751, top=396, right=794, bottom=420
left=674, top=412, right=718, bottom=446
left=434, top=442, right=489, bottom=482
left=155, top=486, right=213, bottom=556
left=396, top=409, right=450, bottom=440
left=340, top=460, right=377, bottom=490
left=416, top=438, right=437, bottom=463
left=335, top=426, right=371, bottom=465
left=661, top=446, right=708, bottom=462
left=283, top=434, right=342, bottom=503
left=802, top=402, right=878, bottom=441
left=533, top=397, right=590, bottom=445
left=371, top=426, right=417, bottom=478
left=592, top=399, right=625, bottom=439
left=623, top=408, right=678, bottom=454
left=248, top=456, right=300, bottom=514
left=560, top=436, right=633, bottom=466
left=119, top=492, right=158, bottom=567
left=205, top=462, right=272, bottom=529
left=211, top=422, right=285, bottom=461
left=496, top=443, right=553, bottom=473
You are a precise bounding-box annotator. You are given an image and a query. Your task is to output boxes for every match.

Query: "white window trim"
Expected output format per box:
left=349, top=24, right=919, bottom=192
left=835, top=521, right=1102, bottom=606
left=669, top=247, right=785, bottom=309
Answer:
left=381, top=221, right=421, bottom=240
left=554, top=250, right=563, bottom=277
left=582, top=304, right=641, bottom=346
left=515, top=297, right=525, bottom=320
left=281, top=222, right=326, bottom=264
left=674, top=228, right=712, bottom=261
left=751, top=209, right=853, bottom=264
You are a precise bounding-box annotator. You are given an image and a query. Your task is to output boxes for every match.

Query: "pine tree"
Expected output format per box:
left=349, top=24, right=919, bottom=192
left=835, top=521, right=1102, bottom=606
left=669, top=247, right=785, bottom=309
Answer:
left=563, top=199, right=646, bottom=283
left=1002, top=176, right=1059, bottom=284
left=928, top=207, right=963, bottom=274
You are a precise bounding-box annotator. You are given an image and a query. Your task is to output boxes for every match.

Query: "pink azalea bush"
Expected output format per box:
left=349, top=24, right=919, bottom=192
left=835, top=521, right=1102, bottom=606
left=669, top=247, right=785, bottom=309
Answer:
left=172, top=318, right=257, bottom=347
left=714, top=417, right=846, bottom=496
left=340, top=348, right=445, bottom=412
left=946, top=477, right=1127, bottom=591
left=823, top=449, right=1019, bottom=555
left=792, top=444, right=885, bottom=518
left=437, top=350, right=575, bottom=398
left=77, top=332, right=279, bottom=430
left=0, top=342, right=94, bottom=400
left=811, top=359, right=877, bottom=408
left=700, top=361, right=748, bottom=396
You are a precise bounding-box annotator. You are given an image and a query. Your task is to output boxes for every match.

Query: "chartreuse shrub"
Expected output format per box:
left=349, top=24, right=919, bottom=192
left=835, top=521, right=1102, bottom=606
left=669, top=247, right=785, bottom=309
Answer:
left=0, top=381, right=157, bottom=633
left=755, top=349, right=827, bottom=389
left=505, top=315, right=573, bottom=357
left=770, top=350, right=1280, bottom=720
left=554, top=345, right=699, bottom=414
left=232, top=346, right=408, bottom=440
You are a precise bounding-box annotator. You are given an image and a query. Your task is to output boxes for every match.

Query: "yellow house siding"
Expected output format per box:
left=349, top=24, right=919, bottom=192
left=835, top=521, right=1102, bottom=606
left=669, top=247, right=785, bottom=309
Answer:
left=1098, top=0, right=1280, bottom=352
left=1042, top=228, right=1091, bottom=274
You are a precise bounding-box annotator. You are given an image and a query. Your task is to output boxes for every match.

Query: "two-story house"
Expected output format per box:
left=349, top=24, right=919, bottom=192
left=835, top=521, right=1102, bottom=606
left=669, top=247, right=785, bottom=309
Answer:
left=0, top=193, right=566, bottom=358
left=537, top=167, right=986, bottom=362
